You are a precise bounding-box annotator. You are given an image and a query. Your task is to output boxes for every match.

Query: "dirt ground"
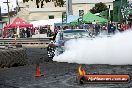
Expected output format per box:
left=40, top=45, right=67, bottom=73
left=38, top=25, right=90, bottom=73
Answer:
left=0, top=48, right=132, bottom=88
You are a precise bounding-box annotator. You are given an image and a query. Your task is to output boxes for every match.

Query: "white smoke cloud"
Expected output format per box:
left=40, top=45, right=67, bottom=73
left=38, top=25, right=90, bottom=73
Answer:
left=128, top=0, right=132, bottom=3
left=53, top=30, right=132, bottom=65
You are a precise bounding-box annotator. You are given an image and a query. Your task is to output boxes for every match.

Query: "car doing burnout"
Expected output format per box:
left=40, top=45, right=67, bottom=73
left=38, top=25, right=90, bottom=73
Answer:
left=47, top=29, right=90, bottom=58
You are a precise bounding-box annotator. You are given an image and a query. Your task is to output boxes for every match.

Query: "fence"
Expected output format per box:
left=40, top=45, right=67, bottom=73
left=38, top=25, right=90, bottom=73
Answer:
left=0, top=38, right=51, bottom=45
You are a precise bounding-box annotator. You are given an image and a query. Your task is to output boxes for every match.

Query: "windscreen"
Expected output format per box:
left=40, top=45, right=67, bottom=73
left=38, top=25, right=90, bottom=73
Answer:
left=63, top=30, right=89, bottom=38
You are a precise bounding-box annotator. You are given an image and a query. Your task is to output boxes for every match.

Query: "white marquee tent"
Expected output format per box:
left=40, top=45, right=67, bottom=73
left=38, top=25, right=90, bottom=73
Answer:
left=30, top=18, right=62, bottom=27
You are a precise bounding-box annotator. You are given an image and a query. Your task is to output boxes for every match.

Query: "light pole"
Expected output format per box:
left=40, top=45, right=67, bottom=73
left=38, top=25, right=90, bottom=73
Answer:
left=108, top=5, right=111, bottom=21
left=3, top=0, right=10, bottom=24
left=119, top=0, right=123, bottom=22
left=66, top=0, right=73, bottom=16
left=16, top=0, right=19, bottom=15
left=0, top=6, right=1, bottom=21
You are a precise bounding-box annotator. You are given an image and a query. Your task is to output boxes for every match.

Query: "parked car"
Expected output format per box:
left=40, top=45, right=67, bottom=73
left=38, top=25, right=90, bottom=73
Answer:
left=47, top=29, right=90, bottom=58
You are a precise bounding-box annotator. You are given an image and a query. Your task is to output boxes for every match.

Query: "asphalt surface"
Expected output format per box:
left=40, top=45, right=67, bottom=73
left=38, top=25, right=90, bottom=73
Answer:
left=0, top=48, right=132, bottom=88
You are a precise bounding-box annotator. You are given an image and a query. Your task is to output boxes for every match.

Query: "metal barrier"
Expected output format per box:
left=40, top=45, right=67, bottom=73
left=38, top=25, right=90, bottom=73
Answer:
left=0, top=38, right=51, bottom=45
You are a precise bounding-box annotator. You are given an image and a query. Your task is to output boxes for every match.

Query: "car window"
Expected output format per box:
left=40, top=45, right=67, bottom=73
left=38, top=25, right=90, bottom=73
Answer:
left=63, top=30, right=87, bottom=33
left=55, top=29, right=89, bottom=42
left=63, top=30, right=89, bottom=38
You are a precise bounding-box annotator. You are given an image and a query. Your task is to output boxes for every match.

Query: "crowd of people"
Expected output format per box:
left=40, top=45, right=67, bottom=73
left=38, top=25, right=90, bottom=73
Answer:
left=67, top=21, right=131, bottom=36
left=4, top=21, right=131, bottom=38
left=6, top=27, right=32, bottom=38
left=5, top=25, right=54, bottom=38
left=52, top=21, right=132, bottom=39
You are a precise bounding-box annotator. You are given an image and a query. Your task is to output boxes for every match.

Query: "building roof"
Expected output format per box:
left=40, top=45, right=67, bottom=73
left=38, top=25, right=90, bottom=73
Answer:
left=28, top=7, right=66, bottom=13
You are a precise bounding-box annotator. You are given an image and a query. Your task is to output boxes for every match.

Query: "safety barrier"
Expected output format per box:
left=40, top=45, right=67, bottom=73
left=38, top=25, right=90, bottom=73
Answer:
left=0, top=38, right=51, bottom=45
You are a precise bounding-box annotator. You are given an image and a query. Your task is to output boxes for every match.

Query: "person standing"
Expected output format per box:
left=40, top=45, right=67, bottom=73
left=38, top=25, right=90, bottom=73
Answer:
left=26, top=28, right=31, bottom=38
left=117, top=23, right=122, bottom=32
left=95, top=22, right=100, bottom=36
left=108, top=21, right=113, bottom=34
left=47, top=27, right=52, bottom=37
left=111, top=23, right=116, bottom=34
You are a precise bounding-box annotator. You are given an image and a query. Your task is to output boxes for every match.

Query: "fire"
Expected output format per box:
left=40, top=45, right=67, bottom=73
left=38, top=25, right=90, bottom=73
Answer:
left=78, top=65, right=86, bottom=76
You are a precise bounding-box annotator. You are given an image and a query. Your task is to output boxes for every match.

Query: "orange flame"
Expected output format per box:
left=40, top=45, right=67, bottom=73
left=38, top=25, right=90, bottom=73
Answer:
left=78, top=65, right=86, bottom=76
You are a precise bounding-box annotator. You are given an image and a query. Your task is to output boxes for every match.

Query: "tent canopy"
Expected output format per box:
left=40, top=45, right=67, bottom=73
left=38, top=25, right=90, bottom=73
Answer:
left=9, top=17, right=33, bottom=28
left=31, top=15, right=79, bottom=27
left=70, top=12, right=108, bottom=25
left=83, top=12, right=108, bottom=23
left=30, top=18, right=62, bottom=27
left=3, top=17, right=33, bottom=37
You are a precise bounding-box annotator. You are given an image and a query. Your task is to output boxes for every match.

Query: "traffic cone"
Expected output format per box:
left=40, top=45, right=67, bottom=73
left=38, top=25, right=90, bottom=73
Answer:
left=35, top=64, right=44, bottom=77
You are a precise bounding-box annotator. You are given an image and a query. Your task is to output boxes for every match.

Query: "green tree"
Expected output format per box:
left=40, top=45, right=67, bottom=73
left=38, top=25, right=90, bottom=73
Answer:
left=90, top=2, right=108, bottom=14
left=23, top=0, right=65, bottom=8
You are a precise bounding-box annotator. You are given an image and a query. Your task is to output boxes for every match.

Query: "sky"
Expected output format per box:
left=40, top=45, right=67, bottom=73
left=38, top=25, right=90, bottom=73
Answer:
left=0, top=0, right=17, bottom=13
left=129, top=0, right=132, bottom=2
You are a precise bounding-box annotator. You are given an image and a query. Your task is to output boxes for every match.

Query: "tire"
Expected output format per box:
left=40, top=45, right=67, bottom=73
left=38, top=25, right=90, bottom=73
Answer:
left=78, top=76, right=86, bottom=84
left=47, top=46, right=55, bottom=58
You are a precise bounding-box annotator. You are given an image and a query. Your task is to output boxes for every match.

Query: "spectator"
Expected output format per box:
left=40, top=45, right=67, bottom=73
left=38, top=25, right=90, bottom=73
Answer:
left=35, top=28, right=39, bottom=35
left=95, top=22, right=100, bottom=36
left=26, top=29, right=30, bottom=38
left=117, top=23, right=123, bottom=32
left=47, top=28, right=52, bottom=37
left=108, top=21, right=112, bottom=34
left=101, top=24, right=107, bottom=34
left=121, top=23, right=126, bottom=31
left=22, top=28, right=26, bottom=38
left=111, top=23, right=116, bottom=34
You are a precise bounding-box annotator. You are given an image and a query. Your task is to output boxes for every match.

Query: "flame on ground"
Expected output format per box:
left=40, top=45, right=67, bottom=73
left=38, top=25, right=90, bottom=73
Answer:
left=78, top=65, right=86, bottom=76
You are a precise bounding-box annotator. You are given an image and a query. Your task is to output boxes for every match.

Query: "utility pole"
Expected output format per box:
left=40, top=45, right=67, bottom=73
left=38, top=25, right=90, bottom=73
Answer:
left=119, top=0, right=122, bottom=22
left=66, top=0, right=73, bottom=16
left=3, top=0, right=10, bottom=24
left=0, top=6, right=2, bottom=21
left=16, top=0, right=18, bottom=14
left=108, top=5, right=111, bottom=21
